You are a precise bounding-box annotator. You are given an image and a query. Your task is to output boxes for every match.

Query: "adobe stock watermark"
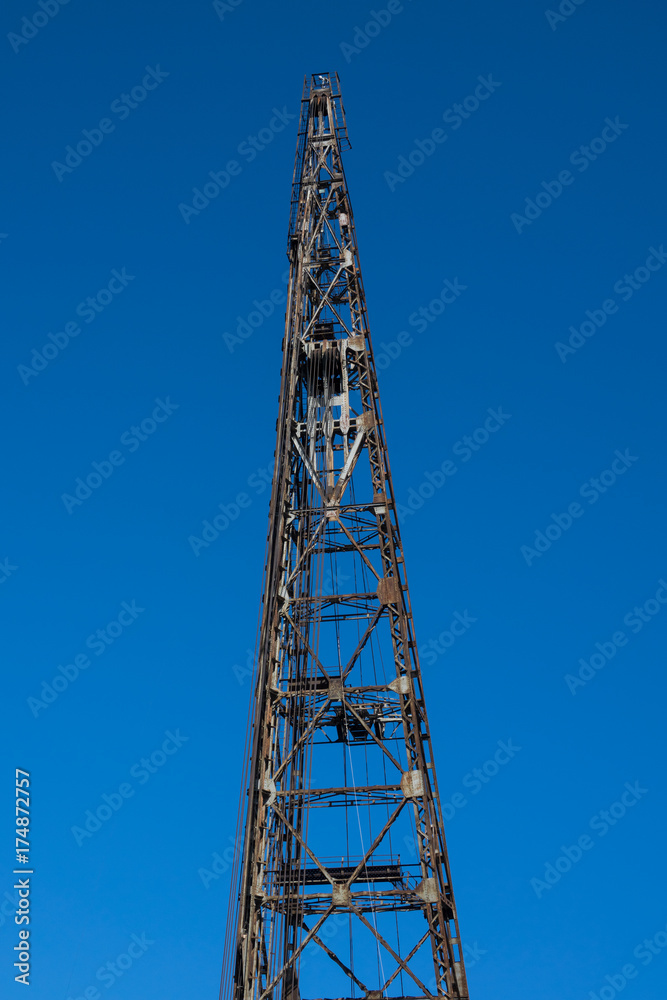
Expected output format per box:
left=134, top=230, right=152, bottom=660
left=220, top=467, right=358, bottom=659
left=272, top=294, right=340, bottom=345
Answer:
left=585, top=918, right=667, bottom=1000
left=384, top=75, right=502, bottom=192
left=426, top=942, right=487, bottom=992
left=299, top=912, right=355, bottom=976
left=397, top=407, right=511, bottom=521
left=520, top=449, right=638, bottom=566
left=198, top=833, right=243, bottom=888
left=545, top=0, right=587, bottom=31
left=17, top=268, right=135, bottom=386
left=223, top=269, right=290, bottom=353
left=375, top=277, right=467, bottom=370
left=555, top=245, right=667, bottom=361
left=61, top=398, right=179, bottom=513
left=511, top=117, right=628, bottom=233
left=230, top=647, right=256, bottom=686
left=71, top=730, right=189, bottom=846
left=422, top=611, right=477, bottom=666
left=64, top=932, right=154, bottom=998
left=213, top=0, right=244, bottom=20
left=188, top=460, right=273, bottom=556
left=586, top=918, right=667, bottom=1000
left=8, top=0, right=71, bottom=54
left=565, top=578, right=667, bottom=694
left=439, top=739, right=521, bottom=823
left=529, top=781, right=648, bottom=898
left=339, top=0, right=414, bottom=63
left=51, top=67, right=169, bottom=182
left=589, top=927, right=667, bottom=1000
left=400, top=740, right=521, bottom=857
left=178, top=108, right=296, bottom=224
left=1, top=558, right=18, bottom=585
left=27, top=600, right=145, bottom=717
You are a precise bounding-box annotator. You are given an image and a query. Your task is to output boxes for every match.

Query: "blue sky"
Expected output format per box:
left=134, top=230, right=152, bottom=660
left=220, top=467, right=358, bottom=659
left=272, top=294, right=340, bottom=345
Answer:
left=2, top=0, right=667, bottom=997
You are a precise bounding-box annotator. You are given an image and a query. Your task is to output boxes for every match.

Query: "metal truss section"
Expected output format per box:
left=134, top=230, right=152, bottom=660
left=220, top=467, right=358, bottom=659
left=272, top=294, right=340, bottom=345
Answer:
left=222, top=72, right=470, bottom=1000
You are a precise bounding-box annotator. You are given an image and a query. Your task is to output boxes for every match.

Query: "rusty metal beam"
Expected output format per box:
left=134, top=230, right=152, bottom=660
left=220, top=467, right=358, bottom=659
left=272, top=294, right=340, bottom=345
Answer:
left=220, top=71, right=470, bottom=1000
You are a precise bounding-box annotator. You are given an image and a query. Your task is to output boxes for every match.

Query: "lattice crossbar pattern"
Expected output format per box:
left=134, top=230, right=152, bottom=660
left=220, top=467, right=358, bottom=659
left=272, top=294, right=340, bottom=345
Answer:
left=223, top=72, right=470, bottom=1000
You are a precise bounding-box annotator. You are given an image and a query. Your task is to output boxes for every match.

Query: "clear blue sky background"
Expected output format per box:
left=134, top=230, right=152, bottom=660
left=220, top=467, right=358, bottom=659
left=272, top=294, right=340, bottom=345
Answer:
left=2, top=0, right=666, bottom=997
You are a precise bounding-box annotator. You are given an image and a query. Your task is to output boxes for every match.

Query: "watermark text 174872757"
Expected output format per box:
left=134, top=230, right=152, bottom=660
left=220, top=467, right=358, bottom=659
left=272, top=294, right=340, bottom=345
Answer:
left=14, top=769, right=32, bottom=985
left=15, top=771, right=31, bottom=870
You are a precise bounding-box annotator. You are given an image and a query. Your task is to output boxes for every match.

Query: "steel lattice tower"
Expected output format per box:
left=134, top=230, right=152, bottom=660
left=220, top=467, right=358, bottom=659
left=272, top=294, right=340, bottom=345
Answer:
left=221, top=72, right=470, bottom=1000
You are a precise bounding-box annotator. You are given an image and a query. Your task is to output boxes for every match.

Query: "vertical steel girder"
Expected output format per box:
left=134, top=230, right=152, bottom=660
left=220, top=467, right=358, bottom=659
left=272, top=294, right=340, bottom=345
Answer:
left=222, top=73, right=470, bottom=1000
